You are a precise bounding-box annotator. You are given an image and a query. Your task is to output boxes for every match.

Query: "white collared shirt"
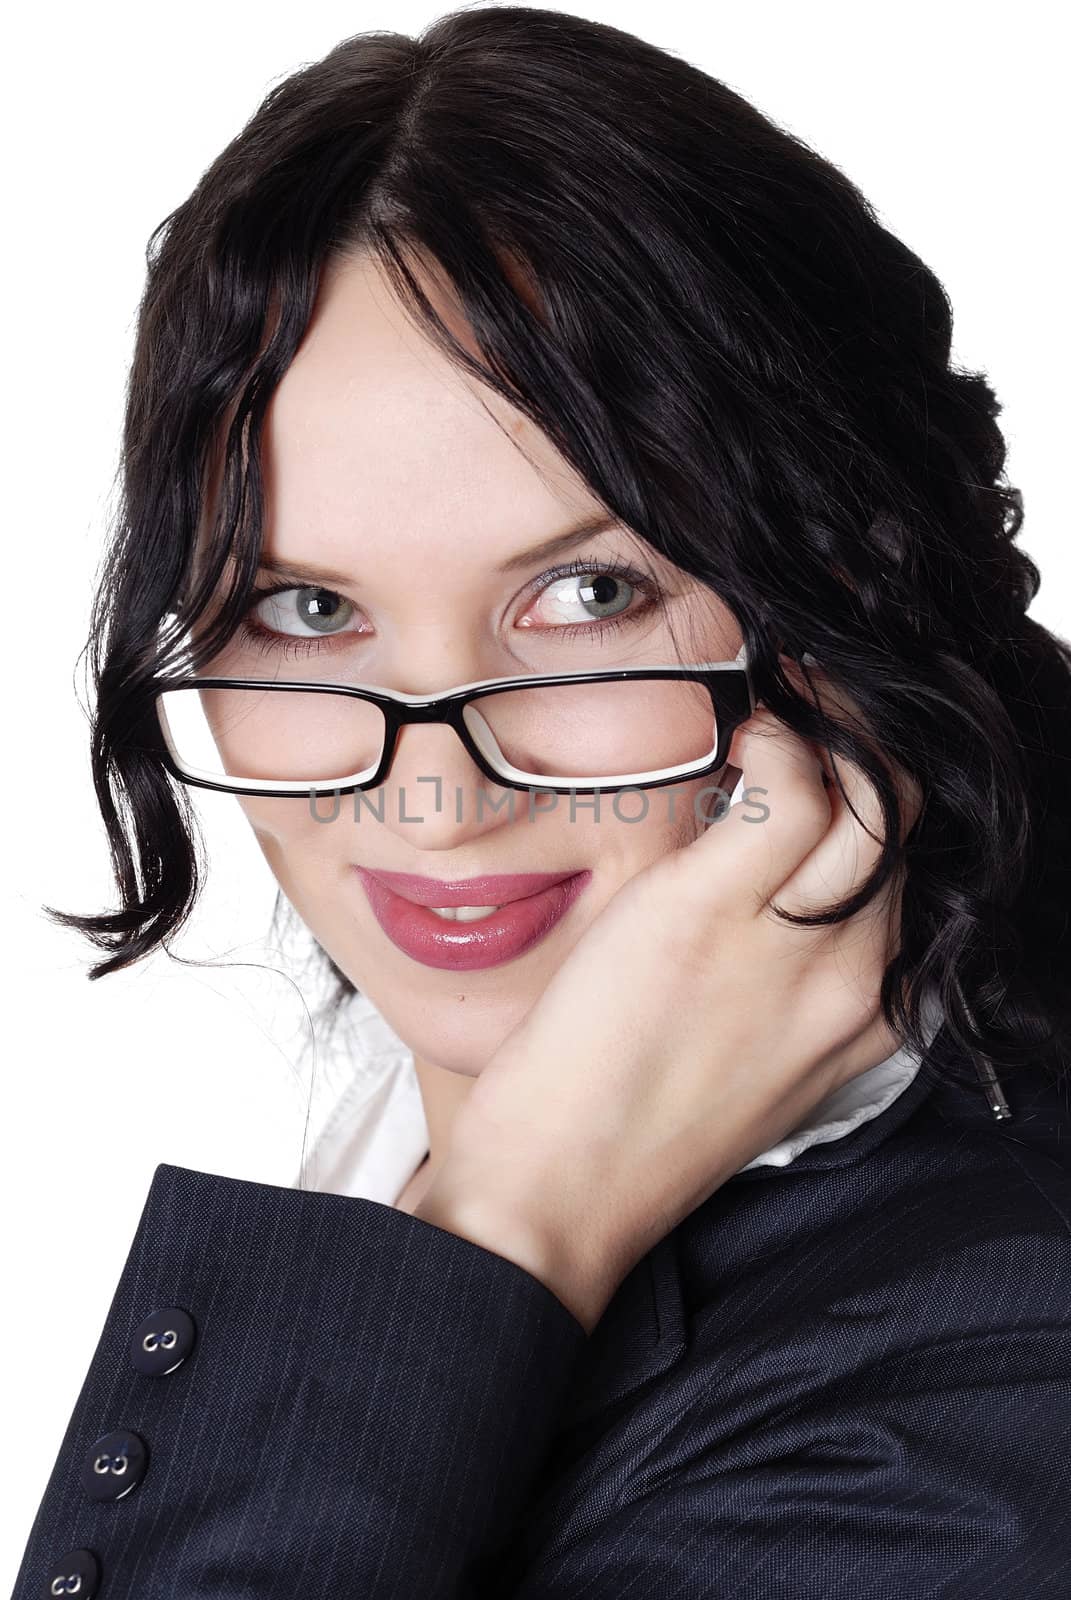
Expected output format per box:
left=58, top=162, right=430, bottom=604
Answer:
left=294, top=985, right=944, bottom=1205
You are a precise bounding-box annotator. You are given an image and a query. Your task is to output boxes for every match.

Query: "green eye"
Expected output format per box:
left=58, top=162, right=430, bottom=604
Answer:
left=251, top=585, right=358, bottom=636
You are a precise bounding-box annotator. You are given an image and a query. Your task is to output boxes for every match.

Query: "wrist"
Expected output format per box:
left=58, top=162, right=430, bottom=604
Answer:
left=411, top=1160, right=624, bottom=1335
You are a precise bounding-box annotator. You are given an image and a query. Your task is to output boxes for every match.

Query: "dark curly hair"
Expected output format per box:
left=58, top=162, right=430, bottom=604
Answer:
left=47, top=3, right=1071, bottom=1097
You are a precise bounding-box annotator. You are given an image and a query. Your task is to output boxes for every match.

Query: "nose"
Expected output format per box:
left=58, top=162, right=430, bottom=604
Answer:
left=370, top=661, right=518, bottom=852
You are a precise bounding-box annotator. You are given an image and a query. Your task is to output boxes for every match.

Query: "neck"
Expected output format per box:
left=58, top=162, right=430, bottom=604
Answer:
left=410, top=1051, right=478, bottom=1181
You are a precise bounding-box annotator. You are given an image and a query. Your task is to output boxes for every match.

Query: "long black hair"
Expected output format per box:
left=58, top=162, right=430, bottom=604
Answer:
left=47, top=3, right=1071, bottom=1093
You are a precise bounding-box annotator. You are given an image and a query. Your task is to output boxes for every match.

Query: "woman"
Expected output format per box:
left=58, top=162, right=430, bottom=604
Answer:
left=14, top=6, right=1071, bottom=1597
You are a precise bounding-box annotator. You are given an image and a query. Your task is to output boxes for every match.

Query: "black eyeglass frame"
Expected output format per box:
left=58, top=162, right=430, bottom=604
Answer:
left=150, top=648, right=756, bottom=799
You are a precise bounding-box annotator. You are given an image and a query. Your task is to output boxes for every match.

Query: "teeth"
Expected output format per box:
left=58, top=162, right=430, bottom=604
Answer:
left=428, top=904, right=503, bottom=922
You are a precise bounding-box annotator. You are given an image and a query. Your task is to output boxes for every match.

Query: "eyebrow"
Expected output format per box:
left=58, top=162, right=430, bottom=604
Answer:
left=255, top=512, right=623, bottom=589
left=494, top=513, right=622, bottom=573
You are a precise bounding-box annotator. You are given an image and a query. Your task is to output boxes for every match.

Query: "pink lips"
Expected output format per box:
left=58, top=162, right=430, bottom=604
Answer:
left=353, top=866, right=592, bottom=970
left=359, top=868, right=583, bottom=906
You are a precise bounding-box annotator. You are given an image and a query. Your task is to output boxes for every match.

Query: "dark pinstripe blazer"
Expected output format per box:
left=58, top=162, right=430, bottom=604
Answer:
left=12, top=1047, right=1071, bottom=1598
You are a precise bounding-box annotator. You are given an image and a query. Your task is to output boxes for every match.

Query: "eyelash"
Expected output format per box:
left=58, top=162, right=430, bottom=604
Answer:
left=236, top=556, right=664, bottom=658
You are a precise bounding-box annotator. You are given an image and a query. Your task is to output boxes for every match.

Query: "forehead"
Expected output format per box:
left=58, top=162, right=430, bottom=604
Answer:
left=260, top=250, right=602, bottom=575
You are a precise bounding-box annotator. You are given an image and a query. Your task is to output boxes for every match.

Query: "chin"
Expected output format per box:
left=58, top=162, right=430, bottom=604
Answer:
left=361, top=978, right=535, bottom=1074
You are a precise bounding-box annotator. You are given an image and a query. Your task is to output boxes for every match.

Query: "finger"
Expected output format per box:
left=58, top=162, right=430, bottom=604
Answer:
left=799, top=755, right=918, bottom=914
left=786, top=659, right=923, bottom=844
left=775, top=663, right=920, bottom=913
left=689, top=706, right=833, bottom=912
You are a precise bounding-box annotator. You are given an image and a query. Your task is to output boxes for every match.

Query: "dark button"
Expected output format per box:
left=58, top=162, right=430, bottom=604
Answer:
left=130, top=1306, right=196, bottom=1376
left=45, top=1546, right=101, bottom=1595
left=80, top=1429, right=148, bottom=1502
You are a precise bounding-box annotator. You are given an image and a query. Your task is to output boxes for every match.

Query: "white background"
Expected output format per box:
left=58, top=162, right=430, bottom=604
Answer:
left=3, top=1, right=1067, bottom=1583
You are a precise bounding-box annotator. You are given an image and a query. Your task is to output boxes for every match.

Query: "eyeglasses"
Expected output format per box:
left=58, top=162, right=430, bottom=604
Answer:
left=150, top=645, right=755, bottom=798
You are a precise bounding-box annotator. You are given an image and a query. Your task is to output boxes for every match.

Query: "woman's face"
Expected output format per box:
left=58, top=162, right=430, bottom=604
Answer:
left=204, top=249, right=743, bottom=1075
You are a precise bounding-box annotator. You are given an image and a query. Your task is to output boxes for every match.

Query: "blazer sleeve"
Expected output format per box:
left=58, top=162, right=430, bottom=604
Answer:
left=10, top=1161, right=589, bottom=1600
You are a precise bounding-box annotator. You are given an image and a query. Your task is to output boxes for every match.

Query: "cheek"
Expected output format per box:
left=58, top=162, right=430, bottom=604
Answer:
left=238, top=800, right=353, bottom=936
left=237, top=795, right=346, bottom=861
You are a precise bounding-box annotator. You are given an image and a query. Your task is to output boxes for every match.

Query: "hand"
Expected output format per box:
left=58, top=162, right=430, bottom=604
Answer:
left=414, top=665, right=922, bottom=1332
